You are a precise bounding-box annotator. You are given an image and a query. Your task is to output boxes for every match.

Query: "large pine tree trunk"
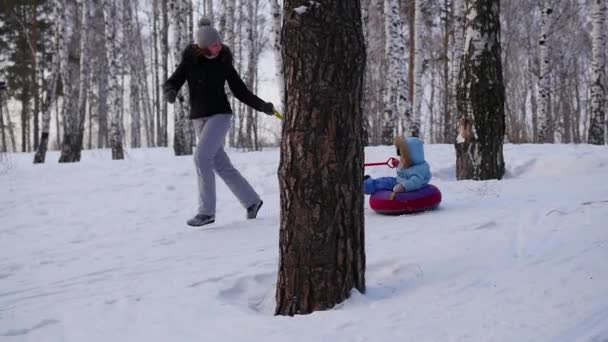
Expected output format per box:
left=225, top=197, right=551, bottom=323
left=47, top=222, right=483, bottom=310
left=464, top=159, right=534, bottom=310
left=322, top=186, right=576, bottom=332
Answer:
left=172, top=0, right=194, bottom=156
left=275, top=0, right=366, bottom=316
left=588, top=0, right=606, bottom=145
left=455, top=0, right=505, bottom=180
left=536, top=0, right=552, bottom=143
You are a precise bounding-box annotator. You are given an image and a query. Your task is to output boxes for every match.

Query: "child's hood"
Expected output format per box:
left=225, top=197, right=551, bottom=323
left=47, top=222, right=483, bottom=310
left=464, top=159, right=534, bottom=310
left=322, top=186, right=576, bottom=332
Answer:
left=406, top=137, right=425, bottom=165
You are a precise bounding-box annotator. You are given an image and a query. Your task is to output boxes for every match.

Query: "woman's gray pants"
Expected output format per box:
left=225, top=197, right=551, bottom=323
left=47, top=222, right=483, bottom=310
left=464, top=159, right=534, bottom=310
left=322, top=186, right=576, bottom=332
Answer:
left=193, top=114, right=260, bottom=216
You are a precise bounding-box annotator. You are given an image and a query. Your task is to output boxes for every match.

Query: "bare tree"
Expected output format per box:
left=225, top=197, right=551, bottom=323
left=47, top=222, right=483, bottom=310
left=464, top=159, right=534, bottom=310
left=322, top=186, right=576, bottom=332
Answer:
left=276, top=0, right=366, bottom=316
left=455, top=0, right=505, bottom=180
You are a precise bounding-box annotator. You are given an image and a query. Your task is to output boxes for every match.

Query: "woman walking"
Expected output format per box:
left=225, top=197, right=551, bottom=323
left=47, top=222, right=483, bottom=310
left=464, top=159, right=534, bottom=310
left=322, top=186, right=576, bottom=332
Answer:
left=163, top=18, right=275, bottom=227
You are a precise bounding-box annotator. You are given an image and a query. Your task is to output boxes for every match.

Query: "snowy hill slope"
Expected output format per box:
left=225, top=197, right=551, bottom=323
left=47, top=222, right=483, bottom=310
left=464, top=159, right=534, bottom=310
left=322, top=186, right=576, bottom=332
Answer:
left=1, top=144, right=607, bottom=341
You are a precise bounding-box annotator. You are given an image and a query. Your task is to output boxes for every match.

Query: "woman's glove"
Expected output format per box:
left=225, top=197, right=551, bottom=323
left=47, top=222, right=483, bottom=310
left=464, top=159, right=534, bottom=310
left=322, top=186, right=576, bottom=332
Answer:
left=163, top=86, right=177, bottom=104
left=262, top=102, right=275, bottom=115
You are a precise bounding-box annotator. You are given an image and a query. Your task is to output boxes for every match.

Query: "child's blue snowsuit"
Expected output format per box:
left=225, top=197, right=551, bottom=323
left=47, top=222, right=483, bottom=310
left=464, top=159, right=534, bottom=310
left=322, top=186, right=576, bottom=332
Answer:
left=364, top=137, right=431, bottom=195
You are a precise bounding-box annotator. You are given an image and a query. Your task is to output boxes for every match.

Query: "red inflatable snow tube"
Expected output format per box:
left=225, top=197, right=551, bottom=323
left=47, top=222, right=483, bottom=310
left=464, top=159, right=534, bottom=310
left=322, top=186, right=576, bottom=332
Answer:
left=369, top=184, right=442, bottom=215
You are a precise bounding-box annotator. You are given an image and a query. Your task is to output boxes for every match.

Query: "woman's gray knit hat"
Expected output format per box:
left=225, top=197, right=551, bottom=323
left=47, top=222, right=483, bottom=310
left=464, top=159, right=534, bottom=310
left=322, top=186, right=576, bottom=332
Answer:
left=196, top=18, right=222, bottom=48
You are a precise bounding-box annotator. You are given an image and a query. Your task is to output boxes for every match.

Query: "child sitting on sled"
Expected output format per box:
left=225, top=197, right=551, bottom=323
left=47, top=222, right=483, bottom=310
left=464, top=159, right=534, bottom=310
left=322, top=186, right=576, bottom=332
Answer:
left=364, top=136, right=432, bottom=195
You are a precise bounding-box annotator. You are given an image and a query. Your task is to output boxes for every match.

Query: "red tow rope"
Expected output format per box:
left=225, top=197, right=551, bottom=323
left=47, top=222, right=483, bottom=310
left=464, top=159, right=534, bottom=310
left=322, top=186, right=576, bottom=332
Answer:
left=364, top=157, right=400, bottom=169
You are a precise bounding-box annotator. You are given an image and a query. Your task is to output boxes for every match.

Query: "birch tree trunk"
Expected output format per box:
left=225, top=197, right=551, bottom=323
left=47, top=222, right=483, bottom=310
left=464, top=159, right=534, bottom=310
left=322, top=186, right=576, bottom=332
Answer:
left=271, top=0, right=284, bottom=109
left=448, top=0, right=465, bottom=143
left=124, top=0, right=141, bottom=148
left=2, top=96, right=17, bottom=152
left=59, top=0, right=86, bottom=162
left=411, top=0, right=425, bottom=137
left=276, top=0, right=366, bottom=316
left=536, top=0, right=552, bottom=143
left=160, top=0, right=169, bottom=147
left=0, top=95, right=5, bottom=152
left=588, top=0, right=606, bottom=145
left=34, top=0, right=62, bottom=163
left=383, top=0, right=410, bottom=143
left=172, top=0, right=194, bottom=155
left=103, top=0, right=124, bottom=159
left=153, top=0, right=160, bottom=147
left=244, top=0, right=256, bottom=151
left=455, top=0, right=505, bottom=180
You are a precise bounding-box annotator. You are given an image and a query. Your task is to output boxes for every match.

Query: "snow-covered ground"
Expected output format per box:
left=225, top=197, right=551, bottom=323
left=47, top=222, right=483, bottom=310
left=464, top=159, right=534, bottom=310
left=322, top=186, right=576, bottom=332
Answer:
left=1, top=144, right=607, bottom=342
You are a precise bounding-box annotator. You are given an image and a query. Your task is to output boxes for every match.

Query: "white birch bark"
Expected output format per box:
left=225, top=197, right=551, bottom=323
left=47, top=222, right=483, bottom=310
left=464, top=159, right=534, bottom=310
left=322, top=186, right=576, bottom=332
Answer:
left=588, top=0, right=606, bottom=145
left=59, top=0, right=85, bottom=162
left=103, top=0, right=124, bottom=159
left=449, top=0, right=465, bottom=143
left=34, top=0, right=62, bottom=163
left=411, top=0, right=425, bottom=137
left=271, top=0, right=284, bottom=109
left=172, top=0, right=194, bottom=155
left=536, top=0, right=552, bottom=143
left=383, top=0, right=410, bottom=143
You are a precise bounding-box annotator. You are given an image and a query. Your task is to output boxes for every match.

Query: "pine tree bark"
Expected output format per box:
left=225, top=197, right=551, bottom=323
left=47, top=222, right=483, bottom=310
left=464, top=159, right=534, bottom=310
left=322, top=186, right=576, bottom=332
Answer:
left=275, top=0, right=366, bottom=316
left=588, top=0, right=606, bottom=145
left=455, top=0, right=505, bottom=180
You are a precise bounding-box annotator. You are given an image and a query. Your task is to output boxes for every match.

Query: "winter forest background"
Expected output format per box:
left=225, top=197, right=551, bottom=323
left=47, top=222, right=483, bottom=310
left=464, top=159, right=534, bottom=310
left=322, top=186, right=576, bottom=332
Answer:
left=0, top=0, right=606, bottom=162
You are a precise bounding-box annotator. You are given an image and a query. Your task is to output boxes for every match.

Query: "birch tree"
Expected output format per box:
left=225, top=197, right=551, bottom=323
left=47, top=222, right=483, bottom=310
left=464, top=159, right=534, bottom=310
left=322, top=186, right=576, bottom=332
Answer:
left=34, top=0, right=62, bottom=163
left=58, top=0, right=86, bottom=162
left=411, top=0, right=425, bottom=137
left=447, top=0, right=465, bottom=143
left=172, top=0, right=194, bottom=155
left=383, top=0, right=410, bottom=143
left=536, top=0, right=552, bottom=143
left=271, top=0, right=284, bottom=109
left=103, top=0, right=124, bottom=159
left=455, top=0, right=505, bottom=180
left=588, top=0, right=606, bottom=145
